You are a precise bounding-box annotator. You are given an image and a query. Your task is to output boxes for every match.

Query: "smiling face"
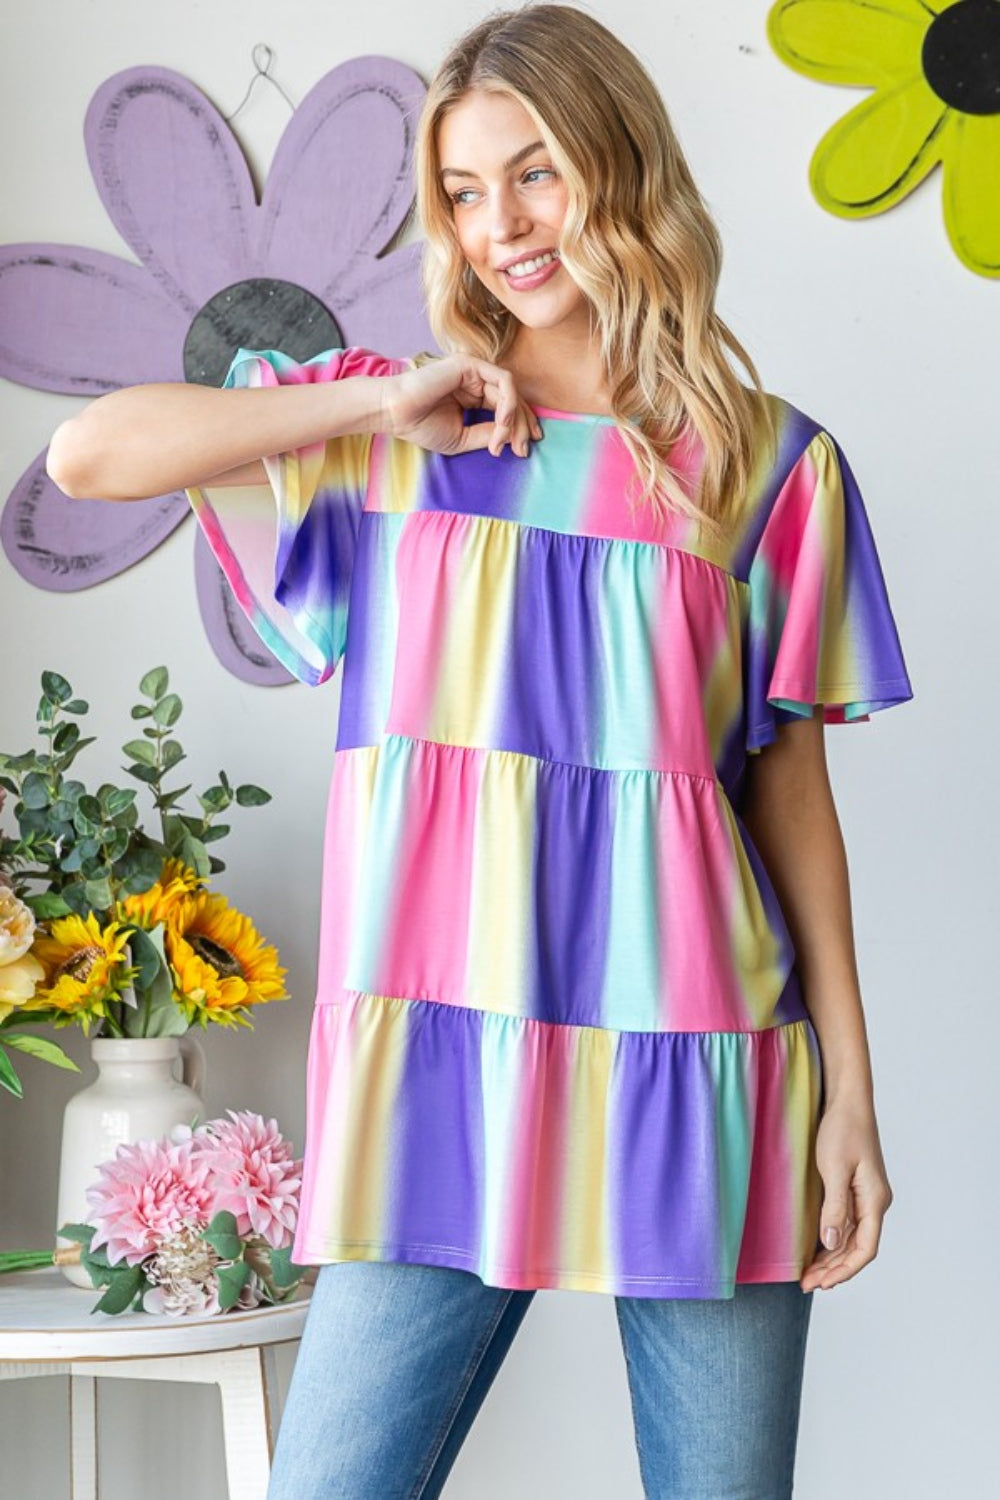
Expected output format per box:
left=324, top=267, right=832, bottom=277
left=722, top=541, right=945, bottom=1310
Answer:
left=436, top=89, right=591, bottom=338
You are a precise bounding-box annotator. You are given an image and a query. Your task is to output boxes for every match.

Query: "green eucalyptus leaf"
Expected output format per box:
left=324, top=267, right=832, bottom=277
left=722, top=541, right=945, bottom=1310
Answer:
left=50, top=798, right=76, bottom=822
left=63, top=698, right=89, bottom=715
left=41, top=671, right=73, bottom=704
left=267, top=1245, right=309, bottom=1289
left=200, top=786, right=229, bottom=812
left=122, top=739, right=156, bottom=767
left=106, top=788, right=137, bottom=817
left=125, top=926, right=164, bottom=990
left=236, top=784, right=271, bottom=807
left=60, top=882, right=90, bottom=915
left=130, top=703, right=153, bottom=720
left=62, top=780, right=86, bottom=803
left=140, top=666, right=169, bottom=700
left=200, top=823, right=230, bottom=844
left=218, top=769, right=232, bottom=793
left=56, top=736, right=96, bottom=767
left=22, top=773, right=50, bottom=810
left=18, top=808, right=50, bottom=836
left=53, top=722, right=81, bottom=753
left=36, top=698, right=55, bottom=724
left=206, top=1210, right=239, bottom=1238
left=58, top=1222, right=97, bottom=1247
left=60, top=846, right=84, bottom=873
left=215, top=1260, right=250, bottom=1310
left=208, top=856, right=226, bottom=874
left=4, top=752, right=39, bottom=773
left=152, top=693, right=183, bottom=727
left=126, top=764, right=160, bottom=785
left=161, top=740, right=185, bottom=771
left=77, top=795, right=102, bottom=824
left=103, top=828, right=130, bottom=863
left=83, top=876, right=113, bottom=911
left=178, top=833, right=210, bottom=879
left=157, top=786, right=193, bottom=811
left=26, top=890, right=72, bottom=920
left=93, top=1263, right=145, bottom=1315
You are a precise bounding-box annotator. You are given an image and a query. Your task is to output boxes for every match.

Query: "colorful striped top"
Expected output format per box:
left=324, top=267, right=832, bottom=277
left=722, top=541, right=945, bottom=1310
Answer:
left=186, top=344, right=914, bottom=1299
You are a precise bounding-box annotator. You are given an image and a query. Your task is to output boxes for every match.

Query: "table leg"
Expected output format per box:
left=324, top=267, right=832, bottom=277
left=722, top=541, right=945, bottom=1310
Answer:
left=69, top=1373, right=98, bottom=1500
left=216, top=1346, right=273, bottom=1500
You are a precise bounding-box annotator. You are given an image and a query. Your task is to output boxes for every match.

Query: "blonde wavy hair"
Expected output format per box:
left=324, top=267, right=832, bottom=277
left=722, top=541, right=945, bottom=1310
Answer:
left=413, top=2, right=777, bottom=540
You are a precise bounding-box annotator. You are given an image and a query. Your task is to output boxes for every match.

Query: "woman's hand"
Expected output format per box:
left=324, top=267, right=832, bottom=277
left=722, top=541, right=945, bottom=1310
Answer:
left=800, top=1093, right=894, bottom=1292
left=380, top=353, right=543, bottom=459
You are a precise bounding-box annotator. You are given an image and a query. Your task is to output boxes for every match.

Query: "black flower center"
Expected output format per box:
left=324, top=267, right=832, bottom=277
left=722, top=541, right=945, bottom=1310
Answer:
left=183, top=279, right=344, bottom=387
left=189, top=934, right=243, bottom=979
left=922, top=0, right=1000, bottom=115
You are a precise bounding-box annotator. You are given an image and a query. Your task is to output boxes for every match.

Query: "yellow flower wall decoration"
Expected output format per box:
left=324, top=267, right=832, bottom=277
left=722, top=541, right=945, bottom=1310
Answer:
left=766, top=0, right=1000, bottom=277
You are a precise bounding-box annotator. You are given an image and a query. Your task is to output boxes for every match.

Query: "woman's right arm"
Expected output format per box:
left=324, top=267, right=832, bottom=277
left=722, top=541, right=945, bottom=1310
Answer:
left=46, top=352, right=542, bottom=503
left=45, top=374, right=390, bottom=502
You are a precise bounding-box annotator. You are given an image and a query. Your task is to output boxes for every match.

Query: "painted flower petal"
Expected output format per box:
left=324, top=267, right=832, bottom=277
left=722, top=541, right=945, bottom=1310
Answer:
left=333, top=241, right=436, bottom=356
left=258, top=57, right=426, bottom=305
left=767, top=0, right=928, bottom=87
left=85, top=66, right=257, bottom=314
left=0, top=242, right=186, bottom=394
left=193, top=526, right=295, bottom=686
left=810, top=73, right=950, bottom=215
left=1, top=451, right=188, bottom=590
left=943, top=113, right=1000, bottom=278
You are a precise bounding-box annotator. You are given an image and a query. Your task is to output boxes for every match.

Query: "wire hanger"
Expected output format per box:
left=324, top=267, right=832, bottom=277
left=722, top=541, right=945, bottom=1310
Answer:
left=224, top=44, right=296, bottom=122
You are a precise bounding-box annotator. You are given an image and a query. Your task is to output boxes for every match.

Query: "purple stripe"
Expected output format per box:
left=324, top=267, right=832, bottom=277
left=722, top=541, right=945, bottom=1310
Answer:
left=337, top=512, right=393, bottom=747
left=609, top=1032, right=725, bottom=1290
left=385, top=999, right=485, bottom=1254
left=497, top=527, right=605, bottom=762
left=276, top=484, right=360, bottom=618
left=529, top=761, right=617, bottom=1024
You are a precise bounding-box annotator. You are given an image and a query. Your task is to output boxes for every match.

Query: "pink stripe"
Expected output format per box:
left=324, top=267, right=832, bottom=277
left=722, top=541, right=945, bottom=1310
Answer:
left=375, top=740, right=483, bottom=1000
left=500, top=1023, right=572, bottom=1276
left=387, top=513, right=463, bottom=739
left=658, top=778, right=748, bottom=1029
left=736, top=1029, right=795, bottom=1275
left=315, top=751, right=370, bottom=1001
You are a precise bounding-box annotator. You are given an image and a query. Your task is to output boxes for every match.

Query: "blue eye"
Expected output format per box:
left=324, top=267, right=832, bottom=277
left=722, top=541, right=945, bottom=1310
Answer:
left=449, top=166, right=556, bottom=208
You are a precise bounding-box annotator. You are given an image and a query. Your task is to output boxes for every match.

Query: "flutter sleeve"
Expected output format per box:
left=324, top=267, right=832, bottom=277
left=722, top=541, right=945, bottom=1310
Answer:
left=744, top=426, right=914, bottom=753
left=185, top=344, right=409, bottom=686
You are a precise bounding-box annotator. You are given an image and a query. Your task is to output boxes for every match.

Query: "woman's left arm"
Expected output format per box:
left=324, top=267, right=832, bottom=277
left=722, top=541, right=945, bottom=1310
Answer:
left=740, top=713, right=894, bottom=1292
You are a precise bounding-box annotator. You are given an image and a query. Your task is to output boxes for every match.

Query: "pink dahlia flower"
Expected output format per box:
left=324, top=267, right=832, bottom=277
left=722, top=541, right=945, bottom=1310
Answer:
left=196, top=1109, right=302, bottom=1250
left=85, top=1136, right=216, bottom=1266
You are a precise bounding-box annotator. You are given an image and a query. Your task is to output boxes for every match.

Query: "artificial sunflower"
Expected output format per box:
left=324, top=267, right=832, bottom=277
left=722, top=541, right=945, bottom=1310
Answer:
left=767, top=0, right=1000, bottom=276
left=31, top=912, right=137, bottom=1030
left=120, top=857, right=204, bottom=931
left=165, top=891, right=287, bottom=1029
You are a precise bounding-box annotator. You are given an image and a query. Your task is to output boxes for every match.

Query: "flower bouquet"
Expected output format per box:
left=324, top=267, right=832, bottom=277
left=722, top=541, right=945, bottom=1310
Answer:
left=0, top=667, right=287, bottom=1096
left=0, top=1110, right=309, bottom=1315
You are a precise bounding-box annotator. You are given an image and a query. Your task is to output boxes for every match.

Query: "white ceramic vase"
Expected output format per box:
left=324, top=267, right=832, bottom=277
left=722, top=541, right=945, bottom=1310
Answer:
left=55, top=1034, right=206, bottom=1289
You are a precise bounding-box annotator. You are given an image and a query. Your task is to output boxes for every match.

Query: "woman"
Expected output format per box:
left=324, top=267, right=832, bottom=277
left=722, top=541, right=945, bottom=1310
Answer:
left=48, top=5, right=913, bottom=1495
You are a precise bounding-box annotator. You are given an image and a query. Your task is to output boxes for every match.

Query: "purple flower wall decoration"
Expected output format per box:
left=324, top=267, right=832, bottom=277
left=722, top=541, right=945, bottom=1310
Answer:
left=0, top=58, right=436, bottom=685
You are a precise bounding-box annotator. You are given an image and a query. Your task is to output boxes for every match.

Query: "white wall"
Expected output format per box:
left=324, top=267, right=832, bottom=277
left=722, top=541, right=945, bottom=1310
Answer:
left=1, top=2, right=994, bottom=1496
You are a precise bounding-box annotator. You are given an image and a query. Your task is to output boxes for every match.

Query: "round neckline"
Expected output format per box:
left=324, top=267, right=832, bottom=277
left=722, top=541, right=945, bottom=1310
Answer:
left=528, top=403, right=616, bottom=426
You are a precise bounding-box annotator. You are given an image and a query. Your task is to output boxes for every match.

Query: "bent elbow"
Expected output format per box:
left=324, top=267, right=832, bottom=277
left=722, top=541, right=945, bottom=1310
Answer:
left=46, top=421, right=95, bottom=499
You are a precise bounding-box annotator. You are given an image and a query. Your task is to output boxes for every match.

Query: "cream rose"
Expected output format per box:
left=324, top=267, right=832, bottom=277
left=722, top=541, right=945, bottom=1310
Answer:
left=0, top=887, right=36, bottom=964
left=0, top=888, right=45, bottom=1021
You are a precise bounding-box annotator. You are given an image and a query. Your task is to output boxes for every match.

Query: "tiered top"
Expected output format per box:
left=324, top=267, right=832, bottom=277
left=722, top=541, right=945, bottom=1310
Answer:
left=185, top=346, right=913, bottom=1298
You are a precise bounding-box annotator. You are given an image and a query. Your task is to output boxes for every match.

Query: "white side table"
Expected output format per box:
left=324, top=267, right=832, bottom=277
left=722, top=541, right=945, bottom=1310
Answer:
left=0, top=1266, right=312, bottom=1500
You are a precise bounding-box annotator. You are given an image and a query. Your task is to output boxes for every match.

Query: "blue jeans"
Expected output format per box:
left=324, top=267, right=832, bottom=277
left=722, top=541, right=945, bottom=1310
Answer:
left=268, top=1261, right=814, bottom=1499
